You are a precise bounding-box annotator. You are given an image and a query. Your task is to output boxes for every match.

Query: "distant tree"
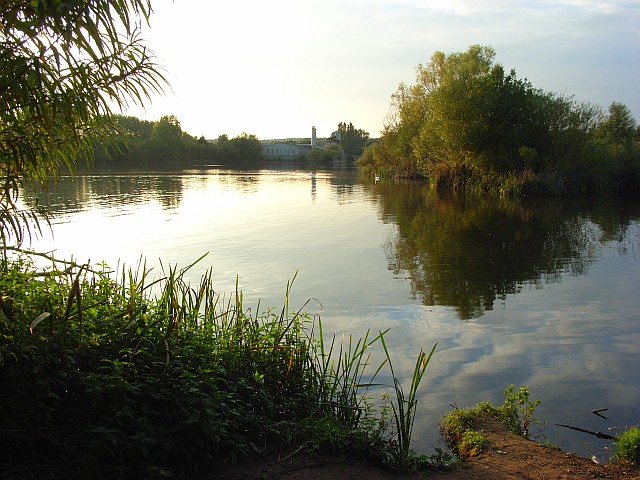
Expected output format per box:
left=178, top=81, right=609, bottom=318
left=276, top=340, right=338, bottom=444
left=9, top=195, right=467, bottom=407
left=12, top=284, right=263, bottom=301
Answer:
left=82, top=117, right=266, bottom=168
left=115, top=116, right=154, bottom=142
left=216, top=133, right=262, bottom=164
left=325, top=144, right=343, bottom=158
left=337, top=122, right=369, bottom=156
left=595, top=102, right=637, bottom=146
left=148, top=115, right=185, bottom=162
left=307, top=144, right=342, bottom=163
left=88, top=115, right=153, bottom=166
left=590, top=102, right=640, bottom=191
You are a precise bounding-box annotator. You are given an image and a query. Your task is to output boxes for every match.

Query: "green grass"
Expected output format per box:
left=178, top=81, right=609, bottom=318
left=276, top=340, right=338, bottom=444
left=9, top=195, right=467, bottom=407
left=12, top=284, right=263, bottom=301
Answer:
left=612, top=426, right=640, bottom=465
left=0, top=250, right=442, bottom=478
left=439, top=385, right=540, bottom=459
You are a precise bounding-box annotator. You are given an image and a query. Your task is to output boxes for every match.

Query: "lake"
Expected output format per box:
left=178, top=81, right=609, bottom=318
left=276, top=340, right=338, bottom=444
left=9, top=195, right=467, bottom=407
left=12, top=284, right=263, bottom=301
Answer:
left=22, top=166, right=640, bottom=460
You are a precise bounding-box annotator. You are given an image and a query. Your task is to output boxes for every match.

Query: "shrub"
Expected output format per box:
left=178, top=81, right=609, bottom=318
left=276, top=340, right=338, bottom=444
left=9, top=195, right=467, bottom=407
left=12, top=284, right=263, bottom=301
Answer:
left=612, top=426, right=640, bottom=465
left=439, top=385, right=540, bottom=459
left=0, top=251, right=442, bottom=478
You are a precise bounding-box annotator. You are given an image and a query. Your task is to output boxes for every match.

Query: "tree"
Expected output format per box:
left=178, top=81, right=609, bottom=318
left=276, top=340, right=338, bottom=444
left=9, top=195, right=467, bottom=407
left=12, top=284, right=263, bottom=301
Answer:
left=410, top=45, right=548, bottom=178
left=337, top=122, right=370, bottom=157
left=371, top=46, right=509, bottom=182
left=360, top=44, right=627, bottom=193
left=590, top=102, right=640, bottom=191
left=148, top=115, right=185, bottom=162
left=595, top=102, right=637, bottom=146
left=1, top=0, right=165, bottom=248
left=216, top=133, right=263, bottom=164
left=87, top=115, right=154, bottom=166
left=115, top=115, right=154, bottom=143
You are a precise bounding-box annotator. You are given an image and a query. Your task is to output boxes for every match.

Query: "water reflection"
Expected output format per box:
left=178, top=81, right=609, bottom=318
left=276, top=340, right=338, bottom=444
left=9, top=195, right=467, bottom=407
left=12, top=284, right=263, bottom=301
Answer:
left=366, top=180, right=639, bottom=319
left=329, top=173, right=357, bottom=205
left=17, top=168, right=640, bottom=458
left=22, top=171, right=640, bottom=323
left=24, top=174, right=184, bottom=213
left=219, top=172, right=260, bottom=193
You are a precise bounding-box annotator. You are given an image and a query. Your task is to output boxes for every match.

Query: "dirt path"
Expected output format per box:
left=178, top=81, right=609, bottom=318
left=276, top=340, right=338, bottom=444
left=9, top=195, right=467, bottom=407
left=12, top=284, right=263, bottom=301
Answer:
left=214, top=418, right=640, bottom=479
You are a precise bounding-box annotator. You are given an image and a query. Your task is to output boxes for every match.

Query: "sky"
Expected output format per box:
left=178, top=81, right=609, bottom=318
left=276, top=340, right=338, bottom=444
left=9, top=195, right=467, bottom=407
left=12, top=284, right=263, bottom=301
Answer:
left=121, top=0, right=640, bottom=140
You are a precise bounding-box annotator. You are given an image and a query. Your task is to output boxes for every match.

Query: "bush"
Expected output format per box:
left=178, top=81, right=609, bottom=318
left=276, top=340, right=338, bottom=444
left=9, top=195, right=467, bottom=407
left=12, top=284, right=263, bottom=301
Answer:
left=612, top=426, right=640, bottom=465
left=439, top=385, right=540, bottom=459
left=0, top=254, right=373, bottom=477
left=0, top=251, right=442, bottom=478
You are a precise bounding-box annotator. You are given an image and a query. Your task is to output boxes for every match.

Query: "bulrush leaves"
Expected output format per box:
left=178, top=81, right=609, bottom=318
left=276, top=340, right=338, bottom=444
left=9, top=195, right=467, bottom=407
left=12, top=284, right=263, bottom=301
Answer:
left=0, top=252, right=441, bottom=477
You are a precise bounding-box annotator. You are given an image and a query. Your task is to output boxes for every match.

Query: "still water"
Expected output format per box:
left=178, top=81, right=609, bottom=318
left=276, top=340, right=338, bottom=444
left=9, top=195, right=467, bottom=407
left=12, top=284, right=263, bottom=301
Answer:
left=24, top=167, right=640, bottom=459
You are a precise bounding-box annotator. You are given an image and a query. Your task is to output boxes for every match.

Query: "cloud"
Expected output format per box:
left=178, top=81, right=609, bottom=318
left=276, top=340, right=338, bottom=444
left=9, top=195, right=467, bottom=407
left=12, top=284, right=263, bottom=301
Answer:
left=123, top=0, right=640, bottom=139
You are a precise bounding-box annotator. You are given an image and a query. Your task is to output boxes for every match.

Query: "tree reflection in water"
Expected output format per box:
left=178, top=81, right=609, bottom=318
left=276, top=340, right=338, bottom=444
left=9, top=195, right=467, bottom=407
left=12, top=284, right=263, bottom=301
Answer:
left=370, top=180, right=639, bottom=319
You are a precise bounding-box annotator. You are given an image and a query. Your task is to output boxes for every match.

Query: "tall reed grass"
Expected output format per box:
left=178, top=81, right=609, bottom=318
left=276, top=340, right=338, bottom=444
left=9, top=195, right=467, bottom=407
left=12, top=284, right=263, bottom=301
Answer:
left=380, top=336, right=437, bottom=470
left=0, top=250, right=439, bottom=478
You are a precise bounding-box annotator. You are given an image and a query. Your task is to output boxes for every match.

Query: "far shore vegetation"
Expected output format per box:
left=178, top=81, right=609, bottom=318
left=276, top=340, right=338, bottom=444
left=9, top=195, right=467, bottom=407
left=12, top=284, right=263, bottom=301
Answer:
left=2, top=2, right=639, bottom=479
left=82, top=115, right=371, bottom=169
left=87, top=114, right=265, bottom=168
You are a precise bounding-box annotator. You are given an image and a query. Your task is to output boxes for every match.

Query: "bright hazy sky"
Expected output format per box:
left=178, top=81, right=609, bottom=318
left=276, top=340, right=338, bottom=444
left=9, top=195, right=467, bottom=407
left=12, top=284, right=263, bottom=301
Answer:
left=122, top=0, right=640, bottom=140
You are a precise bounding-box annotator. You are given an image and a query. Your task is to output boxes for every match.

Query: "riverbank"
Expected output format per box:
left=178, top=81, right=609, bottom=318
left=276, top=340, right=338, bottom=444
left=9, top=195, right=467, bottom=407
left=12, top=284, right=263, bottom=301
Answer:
left=0, top=253, right=436, bottom=478
left=2, top=251, right=638, bottom=479
left=214, top=417, right=640, bottom=479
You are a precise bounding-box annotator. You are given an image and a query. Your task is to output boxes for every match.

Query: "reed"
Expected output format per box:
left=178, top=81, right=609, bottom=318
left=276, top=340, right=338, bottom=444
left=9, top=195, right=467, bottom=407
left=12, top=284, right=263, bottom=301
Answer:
left=379, top=335, right=438, bottom=470
left=1, top=250, right=441, bottom=478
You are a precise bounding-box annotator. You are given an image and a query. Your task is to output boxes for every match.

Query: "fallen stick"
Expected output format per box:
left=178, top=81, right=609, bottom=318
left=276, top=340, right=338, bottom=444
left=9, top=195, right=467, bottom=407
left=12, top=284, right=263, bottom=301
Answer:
left=592, top=408, right=609, bottom=419
left=556, top=424, right=614, bottom=440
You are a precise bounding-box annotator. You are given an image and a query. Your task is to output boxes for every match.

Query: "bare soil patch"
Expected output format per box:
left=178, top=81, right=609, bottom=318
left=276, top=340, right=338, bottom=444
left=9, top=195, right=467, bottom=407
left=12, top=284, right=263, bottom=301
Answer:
left=212, top=418, right=640, bottom=479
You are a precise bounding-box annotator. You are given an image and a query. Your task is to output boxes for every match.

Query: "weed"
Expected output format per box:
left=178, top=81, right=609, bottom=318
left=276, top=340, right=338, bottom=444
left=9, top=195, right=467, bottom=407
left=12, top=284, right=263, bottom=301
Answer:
left=1, top=250, right=442, bottom=478
left=458, top=429, right=488, bottom=458
left=500, top=384, right=541, bottom=437
left=612, top=426, right=640, bottom=465
left=440, top=385, right=540, bottom=459
left=375, top=337, right=438, bottom=471
left=439, top=405, right=487, bottom=459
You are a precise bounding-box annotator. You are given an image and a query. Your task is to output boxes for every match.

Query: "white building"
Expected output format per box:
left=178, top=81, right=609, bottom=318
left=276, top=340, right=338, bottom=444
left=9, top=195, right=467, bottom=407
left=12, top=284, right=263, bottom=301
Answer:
left=262, top=126, right=317, bottom=160
left=261, top=143, right=312, bottom=160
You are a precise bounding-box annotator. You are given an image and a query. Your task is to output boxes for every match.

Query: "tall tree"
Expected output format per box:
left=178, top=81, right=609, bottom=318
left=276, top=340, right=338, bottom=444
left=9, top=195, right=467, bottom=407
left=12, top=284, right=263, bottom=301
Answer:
left=595, top=102, right=637, bottom=146
left=1, top=0, right=165, bottom=248
left=410, top=45, right=546, bottom=178
left=148, top=115, right=185, bottom=162
left=337, top=122, right=369, bottom=156
left=359, top=44, right=618, bottom=192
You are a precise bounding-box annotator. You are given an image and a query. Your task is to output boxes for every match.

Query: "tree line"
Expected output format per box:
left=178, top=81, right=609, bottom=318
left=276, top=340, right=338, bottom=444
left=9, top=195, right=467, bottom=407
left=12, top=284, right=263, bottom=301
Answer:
left=88, top=114, right=263, bottom=169
left=358, top=45, right=640, bottom=195
left=88, top=116, right=371, bottom=169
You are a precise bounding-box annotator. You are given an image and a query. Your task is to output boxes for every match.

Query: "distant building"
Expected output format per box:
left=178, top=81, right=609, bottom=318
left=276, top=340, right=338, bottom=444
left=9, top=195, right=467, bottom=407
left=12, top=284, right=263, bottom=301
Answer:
left=261, top=126, right=317, bottom=160
left=328, top=130, right=342, bottom=144
left=262, top=142, right=312, bottom=160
